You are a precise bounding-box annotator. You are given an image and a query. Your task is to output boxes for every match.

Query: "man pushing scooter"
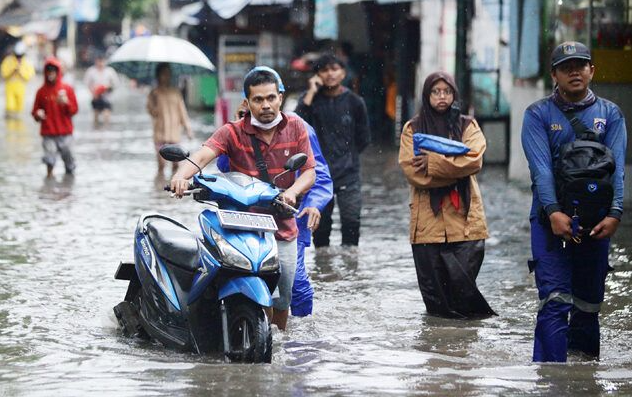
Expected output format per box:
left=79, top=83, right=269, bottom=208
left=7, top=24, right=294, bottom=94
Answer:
left=171, top=68, right=316, bottom=331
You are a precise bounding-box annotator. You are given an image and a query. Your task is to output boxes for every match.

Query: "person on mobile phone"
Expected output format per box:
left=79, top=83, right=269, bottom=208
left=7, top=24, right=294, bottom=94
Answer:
left=295, top=53, right=370, bottom=249
left=32, top=57, right=78, bottom=178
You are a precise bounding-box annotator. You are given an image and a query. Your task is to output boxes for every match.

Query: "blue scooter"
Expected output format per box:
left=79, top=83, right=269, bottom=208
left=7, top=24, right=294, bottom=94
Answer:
left=113, top=145, right=305, bottom=363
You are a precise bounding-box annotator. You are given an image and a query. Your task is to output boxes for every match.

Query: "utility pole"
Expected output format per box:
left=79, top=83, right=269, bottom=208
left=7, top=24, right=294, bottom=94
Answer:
left=67, top=12, right=77, bottom=68
left=158, top=0, right=170, bottom=34
left=455, top=0, right=472, bottom=112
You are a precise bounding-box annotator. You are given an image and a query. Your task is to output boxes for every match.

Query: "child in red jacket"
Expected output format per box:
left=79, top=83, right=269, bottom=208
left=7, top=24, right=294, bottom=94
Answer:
left=32, top=57, right=78, bottom=177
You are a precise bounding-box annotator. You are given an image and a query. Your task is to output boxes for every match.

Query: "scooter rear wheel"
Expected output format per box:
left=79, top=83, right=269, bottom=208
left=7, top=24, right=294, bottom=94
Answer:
left=226, top=300, right=271, bottom=363
left=113, top=301, right=149, bottom=340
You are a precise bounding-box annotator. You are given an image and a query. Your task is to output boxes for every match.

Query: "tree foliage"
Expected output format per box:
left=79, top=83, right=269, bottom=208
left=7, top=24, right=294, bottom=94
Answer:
left=99, top=0, right=158, bottom=22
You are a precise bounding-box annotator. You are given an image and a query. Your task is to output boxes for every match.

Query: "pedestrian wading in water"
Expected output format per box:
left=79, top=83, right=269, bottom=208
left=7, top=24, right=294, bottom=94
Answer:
left=521, top=41, right=626, bottom=362
left=170, top=68, right=317, bottom=331
left=398, top=71, right=496, bottom=319
left=295, top=54, right=370, bottom=247
left=218, top=67, right=334, bottom=319
left=32, top=57, right=79, bottom=178
left=147, top=62, right=193, bottom=176
left=2, top=41, right=35, bottom=118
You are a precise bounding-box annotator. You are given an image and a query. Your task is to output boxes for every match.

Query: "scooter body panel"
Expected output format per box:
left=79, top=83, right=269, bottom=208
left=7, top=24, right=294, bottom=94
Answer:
left=199, top=209, right=276, bottom=273
left=194, top=172, right=279, bottom=208
left=134, top=228, right=181, bottom=311
left=218, top=277, right=273, bottom=307
left=115, top=169, right=293, bottom=360
left=188, top=245, right=221, bottom=304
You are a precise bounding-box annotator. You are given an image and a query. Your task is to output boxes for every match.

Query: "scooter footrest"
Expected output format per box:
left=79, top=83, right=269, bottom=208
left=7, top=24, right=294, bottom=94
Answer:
left=115, top=262, right=136, bottom=280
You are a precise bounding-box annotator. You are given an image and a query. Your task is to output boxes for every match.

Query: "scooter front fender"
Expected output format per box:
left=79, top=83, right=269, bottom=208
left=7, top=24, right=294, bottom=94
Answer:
left=218, top=277, right=272, bottom=307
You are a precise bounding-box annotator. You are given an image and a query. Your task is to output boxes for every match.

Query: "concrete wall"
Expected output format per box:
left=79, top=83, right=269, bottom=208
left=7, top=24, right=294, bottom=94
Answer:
left=590, top=83, right=632, bottom=207
left=508, top=80, right=544, bottom=184
left=418, top=0, right=457, bottom=94
left=480, top=120, right=508, bottom=164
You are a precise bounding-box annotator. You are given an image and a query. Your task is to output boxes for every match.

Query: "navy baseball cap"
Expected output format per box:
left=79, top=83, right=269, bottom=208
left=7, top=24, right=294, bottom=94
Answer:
left=551, top=41, right=591, bottom=68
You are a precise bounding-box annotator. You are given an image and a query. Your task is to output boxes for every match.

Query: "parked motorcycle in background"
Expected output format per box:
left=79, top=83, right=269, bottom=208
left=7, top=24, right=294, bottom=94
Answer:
left=113, top=144, right=306, bottom=363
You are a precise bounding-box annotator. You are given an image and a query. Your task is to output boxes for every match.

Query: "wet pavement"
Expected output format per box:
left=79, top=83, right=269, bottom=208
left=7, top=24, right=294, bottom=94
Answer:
left=1, top=78, right=632, bottom=396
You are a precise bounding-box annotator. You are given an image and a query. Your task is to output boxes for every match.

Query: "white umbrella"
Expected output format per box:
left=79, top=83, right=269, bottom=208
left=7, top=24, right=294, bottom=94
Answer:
left=108, top=35, right=215, bottom=81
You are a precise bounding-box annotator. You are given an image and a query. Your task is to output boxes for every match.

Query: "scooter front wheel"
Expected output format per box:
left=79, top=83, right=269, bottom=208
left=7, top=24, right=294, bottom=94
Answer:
left=226, top=300, right=271, bottom=363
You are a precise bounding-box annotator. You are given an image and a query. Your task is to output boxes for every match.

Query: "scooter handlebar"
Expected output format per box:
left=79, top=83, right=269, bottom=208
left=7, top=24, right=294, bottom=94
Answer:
left=273, top=198, right=299, bottom=214
left=164, top=184, right=198, bottom=197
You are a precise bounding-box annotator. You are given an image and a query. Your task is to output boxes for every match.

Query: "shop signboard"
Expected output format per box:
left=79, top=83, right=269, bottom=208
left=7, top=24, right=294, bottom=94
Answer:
left=217, top=35, right=258, bottom=125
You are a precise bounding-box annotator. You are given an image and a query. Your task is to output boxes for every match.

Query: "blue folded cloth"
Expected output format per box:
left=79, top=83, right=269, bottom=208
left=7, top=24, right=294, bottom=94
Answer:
left=413, top=133, right=471, bottom=156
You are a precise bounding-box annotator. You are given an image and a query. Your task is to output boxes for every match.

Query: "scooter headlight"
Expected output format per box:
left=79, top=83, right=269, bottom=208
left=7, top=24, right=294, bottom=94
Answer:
left=260, top=240, right=279, bottom=272
left=210, top=229, right=252, bottom=271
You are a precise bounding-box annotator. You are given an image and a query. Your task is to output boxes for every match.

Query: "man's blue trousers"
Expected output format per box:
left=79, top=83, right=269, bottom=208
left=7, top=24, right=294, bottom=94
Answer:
left=530, top=219, right=610, bottom=362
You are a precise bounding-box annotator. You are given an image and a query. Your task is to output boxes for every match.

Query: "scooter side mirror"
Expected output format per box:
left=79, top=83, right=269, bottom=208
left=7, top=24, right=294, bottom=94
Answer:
left=284, top=153, right=308, bottom=172
left=160, top=144, right=189, bottom=162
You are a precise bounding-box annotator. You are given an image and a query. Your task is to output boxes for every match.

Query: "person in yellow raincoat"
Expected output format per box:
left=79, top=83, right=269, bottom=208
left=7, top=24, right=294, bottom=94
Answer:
left=1, top=42, right=35, bottom=118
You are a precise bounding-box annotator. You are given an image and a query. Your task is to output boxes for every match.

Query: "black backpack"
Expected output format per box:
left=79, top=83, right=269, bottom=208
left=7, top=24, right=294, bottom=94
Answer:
left=553, top=110, right=616, bottom=230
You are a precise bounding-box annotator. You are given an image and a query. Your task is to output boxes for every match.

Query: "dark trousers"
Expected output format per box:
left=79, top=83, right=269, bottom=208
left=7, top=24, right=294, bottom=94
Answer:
left=530, top=219, right=610, bottom=362
left=411, top=240, right=496, bottom=319
left=313, top=181, right=362, bottom=247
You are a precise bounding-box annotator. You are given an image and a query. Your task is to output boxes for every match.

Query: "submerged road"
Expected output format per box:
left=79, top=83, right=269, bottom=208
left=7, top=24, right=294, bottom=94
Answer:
left=1, top=77, right=632, bottom=396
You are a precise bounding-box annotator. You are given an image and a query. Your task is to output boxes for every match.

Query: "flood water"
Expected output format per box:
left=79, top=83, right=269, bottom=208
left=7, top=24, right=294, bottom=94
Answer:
left=1, top=79, right=632, bottom=396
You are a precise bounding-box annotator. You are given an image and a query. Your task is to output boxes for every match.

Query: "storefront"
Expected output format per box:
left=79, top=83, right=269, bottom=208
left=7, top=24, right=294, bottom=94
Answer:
left=173, top=0, right=307, bottom=114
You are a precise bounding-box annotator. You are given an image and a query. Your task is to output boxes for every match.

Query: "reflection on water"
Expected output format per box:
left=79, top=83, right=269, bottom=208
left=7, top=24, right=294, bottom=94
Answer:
left=1, top=84, right=632, bottom=395
left=39, top=174, right=76, bottom=200
left=312, top=246, right=359, bottom=282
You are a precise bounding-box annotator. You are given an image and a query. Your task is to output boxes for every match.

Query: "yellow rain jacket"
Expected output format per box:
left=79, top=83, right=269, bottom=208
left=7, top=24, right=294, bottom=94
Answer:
left=1, top=54, right=35, bottom=113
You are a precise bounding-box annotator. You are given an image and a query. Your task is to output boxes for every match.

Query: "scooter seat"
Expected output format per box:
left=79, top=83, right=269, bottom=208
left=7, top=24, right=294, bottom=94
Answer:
left=145, top=218, right=200, bottom=272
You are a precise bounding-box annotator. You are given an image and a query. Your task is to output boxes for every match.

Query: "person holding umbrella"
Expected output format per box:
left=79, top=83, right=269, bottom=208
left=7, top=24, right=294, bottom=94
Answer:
left=398, top=71, right=496, bottom=319
left=147, top=62, right=193, bottom=176
left=107, top=36, right=215, bottom=176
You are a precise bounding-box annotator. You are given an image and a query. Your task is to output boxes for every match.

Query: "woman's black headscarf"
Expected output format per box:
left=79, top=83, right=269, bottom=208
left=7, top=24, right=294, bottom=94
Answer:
left=409, top=71, right=473, bottom=216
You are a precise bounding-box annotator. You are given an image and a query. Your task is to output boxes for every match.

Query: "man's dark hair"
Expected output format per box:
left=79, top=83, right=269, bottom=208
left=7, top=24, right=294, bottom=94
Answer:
left=156, top=62, right=171, bottom=79
left=313, top=53, right=346, bottom=73
left=243, top=70, right=279, bottom=98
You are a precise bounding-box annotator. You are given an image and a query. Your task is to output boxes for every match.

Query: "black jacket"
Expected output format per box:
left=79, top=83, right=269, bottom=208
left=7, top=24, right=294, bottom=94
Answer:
left=295, top=88, right=370, bottom=186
